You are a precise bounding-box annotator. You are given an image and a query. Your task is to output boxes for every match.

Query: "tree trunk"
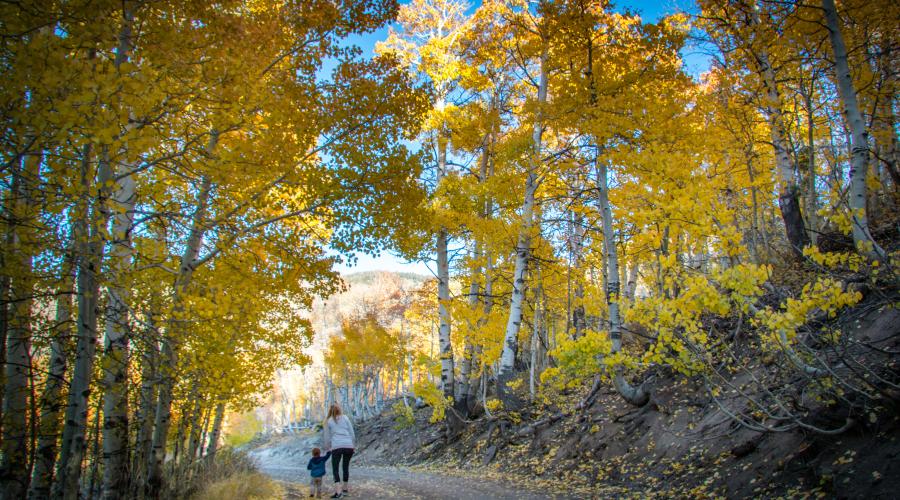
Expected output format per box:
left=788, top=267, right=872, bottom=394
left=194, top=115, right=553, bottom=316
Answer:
left=205, top=403, right=226, bottom=460
left=498, top=47, right=548, bottom=404
left=625, top=262, right=639, bottom=301
left=597, top=159, right=648, bottom=406
left=186, top=400, right=205, bottom=462
left=456, top=246, right=481, bottom=407
left=29, top=234, right=76, bottom=499
left=1, top=150, right=40, bottom=499
left=822, top=0, right=886, bottom=260
left=571, top=206, right=586, bottom=339
left=54, top=146, right=111, bottom=500
left=131, top=333, right=158, bottom=499
left=101, top=8, right=137, bottom=496
left=750, top=15, right=809, bottom=257
left=468, top=245, right=494, bottom=410
left=198, top=410, right=210, bottom=457
left=86, top=400, right=102, bottom=500
left=529, top=271, right=543, bottom=400
left=147, top=141, right=217, bottom=498
left=0, top=176, right=12, bottom=438
left=801, top=80, right=819, bottom=246
left=99, top=171, right=135, bottom=495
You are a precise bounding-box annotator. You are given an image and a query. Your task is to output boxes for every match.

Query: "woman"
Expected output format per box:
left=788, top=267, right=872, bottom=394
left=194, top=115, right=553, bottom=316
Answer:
left=322, top=404, right=355, bottom=498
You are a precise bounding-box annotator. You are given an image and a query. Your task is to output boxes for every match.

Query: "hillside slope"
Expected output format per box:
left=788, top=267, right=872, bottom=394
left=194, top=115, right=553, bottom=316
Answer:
left=353, top=299, right=900, bottom=498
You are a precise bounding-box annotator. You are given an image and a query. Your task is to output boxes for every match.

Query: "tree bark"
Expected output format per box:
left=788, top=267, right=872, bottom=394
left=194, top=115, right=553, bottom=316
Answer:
left=529, top=270, right=543, bottom=400
left=597, top=159, right=648, bottom=406
left=29, top=233, right=76, bottom=499
left=54, top=145, right=111, bottom=500
left=1, top=149, right=40, bottom=499
left=101, top=7, right=137, bottom=497
left=456, top=243, right=481, bottom=406
left=185, top=398, right=205, bottom=462
left=0, top=175, right=12, bottom=435
left=205, top=403, right=226, bottom=460
left=822, top=0, right=886, bottom=260
left=148, top=133, right=217, bottom=499
left=747, top=10, right=809, bottom=257
left=571, top=205, right=586, bottom=338
left=131, top=333, right=158, bottom=499
left=498, top=46, right=547, bottom=403
left=86, top=400, right=102, bottom=499
left=434, top=119, right=455, bottom=400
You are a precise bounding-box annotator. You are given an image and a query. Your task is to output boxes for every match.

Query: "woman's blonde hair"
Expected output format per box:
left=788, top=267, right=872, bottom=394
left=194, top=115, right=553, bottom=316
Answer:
left=327, top=404, right=342, bottom=422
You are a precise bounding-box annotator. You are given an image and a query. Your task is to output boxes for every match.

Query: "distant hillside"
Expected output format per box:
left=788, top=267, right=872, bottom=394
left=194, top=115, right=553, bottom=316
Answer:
left=341, top=270, right=431, bottom=286
left=305, top=270, right=430, bottom=356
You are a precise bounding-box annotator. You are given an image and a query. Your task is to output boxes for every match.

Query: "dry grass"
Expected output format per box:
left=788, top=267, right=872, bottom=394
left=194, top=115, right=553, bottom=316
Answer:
left=190, top=471, right=284, bottom=500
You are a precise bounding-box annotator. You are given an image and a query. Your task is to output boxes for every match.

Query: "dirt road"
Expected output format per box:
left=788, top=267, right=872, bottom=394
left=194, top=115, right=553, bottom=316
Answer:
left=250, top=433, right=564, bottom=499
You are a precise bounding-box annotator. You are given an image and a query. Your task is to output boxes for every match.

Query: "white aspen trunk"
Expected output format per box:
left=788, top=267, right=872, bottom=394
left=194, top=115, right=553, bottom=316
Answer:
left=326, top=372, right=334, bottom=413
left=498, top=47, right=548, bottom=399
left=469, top=245, right=494, bottom=405
left=597, top=159, right=648, bottom=406
left=131, top=333, right=157, bottom=498
left=101, top=157, right=136, bottom=500
left=198, top=408, right=211, bottom=456
left=571, top=205, right=586, bottom=338
left=86, top=397, right=102, bottom=499
left=406, top=353, right=413, bottom=396
left=625, top=263, right=639, bottom=301
left=802, top=84, right=819, bottom=246
left=457, top=142, right=490, bottom=406
left=749, top=11, right=809, bottom=256
left=529, top=273, right=542, bottom=400
left=147, top=131, right=217, bottom=498
left=205, top=403, right=226, bottom=459
left=185, top=401, right=204, bottom=461
left=29, top=230, right=75, bottom=499
left=456, top=244, right=481, bottom=405
left=170, top=398, right=189, bottom=465
left=0, top=203, right=10, bottom=432
left=376, top=370, right=384, bottom=410
left=55, top=146, right=112, bottom=500
left=1, top=150, right=40, bottom=499
left=822, top=0, right=886, bottom=260
left=397, top=359, right=406, bottom=406
left=435, top=143, right=455, bottom=400
left=342, top=383, right=350, bottom=415
left=103, top=5, right=137, bottom=488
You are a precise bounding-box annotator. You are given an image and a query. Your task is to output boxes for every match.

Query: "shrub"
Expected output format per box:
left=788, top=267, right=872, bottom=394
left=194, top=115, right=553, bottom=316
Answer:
left=412, top=380, right=450, bottom=423
left=392, top=400, right=415, bottom=429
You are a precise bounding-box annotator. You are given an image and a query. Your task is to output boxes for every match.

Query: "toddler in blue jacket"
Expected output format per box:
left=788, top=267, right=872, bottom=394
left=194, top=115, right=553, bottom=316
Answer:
left=307, top=447, right=332, bottom=498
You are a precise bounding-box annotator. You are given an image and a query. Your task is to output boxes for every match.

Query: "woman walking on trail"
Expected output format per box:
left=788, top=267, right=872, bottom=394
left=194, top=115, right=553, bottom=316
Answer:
left=323, top=404, right=355, bottom=498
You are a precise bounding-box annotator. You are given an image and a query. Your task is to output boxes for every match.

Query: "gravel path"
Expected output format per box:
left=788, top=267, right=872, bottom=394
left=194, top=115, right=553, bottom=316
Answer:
left=261, top=462, right=558, bottom=500
left=250, top=433, right=565, bottom=499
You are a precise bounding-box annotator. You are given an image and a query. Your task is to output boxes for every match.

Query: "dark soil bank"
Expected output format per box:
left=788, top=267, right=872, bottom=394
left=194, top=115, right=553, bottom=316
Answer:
left=354, top=304, right=900, bottom=499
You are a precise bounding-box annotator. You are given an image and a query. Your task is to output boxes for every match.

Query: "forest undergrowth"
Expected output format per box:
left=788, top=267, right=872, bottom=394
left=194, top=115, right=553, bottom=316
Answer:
left=355, top=270, right=900, bottom=499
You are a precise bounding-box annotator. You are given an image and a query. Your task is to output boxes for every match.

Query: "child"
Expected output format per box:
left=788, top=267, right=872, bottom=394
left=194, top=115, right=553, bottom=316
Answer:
left=307, top=447, right=331, bottom=498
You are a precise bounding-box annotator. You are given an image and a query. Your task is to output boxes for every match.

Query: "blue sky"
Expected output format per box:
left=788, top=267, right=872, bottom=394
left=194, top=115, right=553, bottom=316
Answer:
left=334, top=0, right=709, bottom=277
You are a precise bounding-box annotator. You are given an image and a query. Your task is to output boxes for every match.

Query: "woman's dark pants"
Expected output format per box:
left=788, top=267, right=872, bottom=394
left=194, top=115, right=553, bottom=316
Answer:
left=331, top=448, right=354, bottom=483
